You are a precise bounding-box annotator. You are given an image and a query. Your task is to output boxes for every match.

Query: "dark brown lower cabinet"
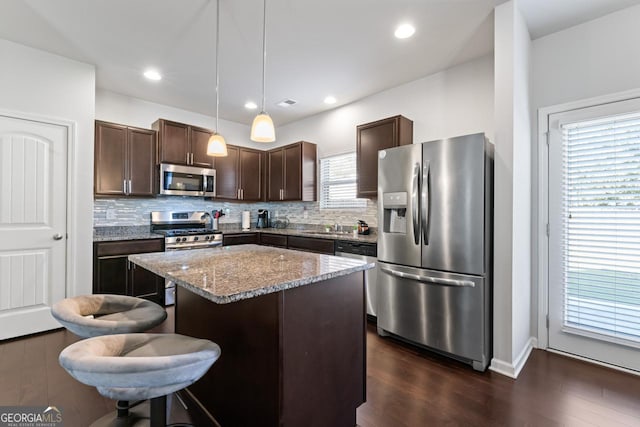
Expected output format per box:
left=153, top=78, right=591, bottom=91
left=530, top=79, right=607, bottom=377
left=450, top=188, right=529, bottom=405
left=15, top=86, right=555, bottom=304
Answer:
left=286, top=236, right=335, bottom=254
left=259, top=233, right=288, bottom=248
left=222, top=233, right=259, bottom=246
left=93, top=239, right=165, bottom=305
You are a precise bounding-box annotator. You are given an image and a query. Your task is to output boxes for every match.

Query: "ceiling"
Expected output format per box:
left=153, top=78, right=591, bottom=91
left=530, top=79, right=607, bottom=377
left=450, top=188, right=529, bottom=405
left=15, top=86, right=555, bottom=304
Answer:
left=0, top=0, right=638, bottom=127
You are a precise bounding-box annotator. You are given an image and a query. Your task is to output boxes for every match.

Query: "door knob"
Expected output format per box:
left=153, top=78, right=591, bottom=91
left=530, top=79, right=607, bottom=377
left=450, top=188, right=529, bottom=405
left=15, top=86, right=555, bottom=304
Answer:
left=53, top=233, right=63, bottom=240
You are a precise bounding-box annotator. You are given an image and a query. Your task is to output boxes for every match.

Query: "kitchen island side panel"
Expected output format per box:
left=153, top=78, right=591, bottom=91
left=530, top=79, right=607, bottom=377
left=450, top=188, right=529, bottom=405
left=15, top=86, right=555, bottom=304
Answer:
left=282, top=270, right=366, bottom=427
left=176, top=286, right=281, bottom=427
left=175, top=271, right=366, bottom=427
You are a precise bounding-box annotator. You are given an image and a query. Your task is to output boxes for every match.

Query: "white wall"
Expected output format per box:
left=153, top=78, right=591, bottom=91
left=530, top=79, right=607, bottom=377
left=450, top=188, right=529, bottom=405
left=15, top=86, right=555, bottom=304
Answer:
left=491, top=0, right=533, bottom=378
left=95, top=89, right=265, bottom=150
left=530, top=3, right=640, bottom=343
left=0, top=39, right=95, bottom=297
left=275, top=55, right=494, bottom=157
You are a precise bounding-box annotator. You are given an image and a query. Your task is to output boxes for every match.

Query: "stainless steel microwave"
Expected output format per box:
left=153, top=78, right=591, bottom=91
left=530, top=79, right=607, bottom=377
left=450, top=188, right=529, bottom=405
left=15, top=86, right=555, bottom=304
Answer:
left=159, top=163, right=216, bottom=197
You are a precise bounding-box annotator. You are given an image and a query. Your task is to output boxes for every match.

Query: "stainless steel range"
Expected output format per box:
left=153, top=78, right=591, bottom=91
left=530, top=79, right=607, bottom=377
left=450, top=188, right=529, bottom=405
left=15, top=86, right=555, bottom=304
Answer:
left=151, top=211, right=223, bottom=304
left=151, top=211, right=223, bottom=250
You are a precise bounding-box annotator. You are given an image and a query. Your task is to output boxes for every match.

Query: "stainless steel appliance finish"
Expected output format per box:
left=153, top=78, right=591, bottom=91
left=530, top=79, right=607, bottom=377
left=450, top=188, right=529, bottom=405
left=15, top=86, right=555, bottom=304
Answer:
left=335, top=241, right=378, bottom=317
left=150, top=211, right=223, bottom=305
left=377, top=133, right=493, bottom=371
left=159, top=163, right=216, bottom=197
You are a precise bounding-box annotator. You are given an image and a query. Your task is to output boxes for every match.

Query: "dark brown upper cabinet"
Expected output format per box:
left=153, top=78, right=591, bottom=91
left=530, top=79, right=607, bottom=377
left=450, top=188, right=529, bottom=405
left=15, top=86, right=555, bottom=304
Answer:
left=94, top=120, right=156, bottom=197
left=214, top=144, right=264, bottom=202
left=356, top=115, right=413, bottom=198
left=152, top=119, right=214, bottom=168
left=267, top=141, right=317, bottom=202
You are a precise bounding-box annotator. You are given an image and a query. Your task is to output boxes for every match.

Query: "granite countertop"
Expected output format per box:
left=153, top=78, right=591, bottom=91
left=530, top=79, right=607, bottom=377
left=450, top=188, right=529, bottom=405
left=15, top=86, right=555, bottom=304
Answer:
left=94, top=225, right=377, bottom=244
left=222, top=226, right=378, bottom=243
left=93, top=226, right=163, bottom=242
left=129, top=244, right=374, bottom=304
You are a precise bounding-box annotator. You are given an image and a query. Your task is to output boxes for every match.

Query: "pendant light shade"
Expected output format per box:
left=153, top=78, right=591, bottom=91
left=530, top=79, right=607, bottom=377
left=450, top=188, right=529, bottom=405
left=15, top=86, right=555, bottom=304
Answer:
left=207, top=133, right=228, bottom=156
left=251, top=112, right=275, bottom=142
left=208, top=0, right=228, bottom=157
left=251, top=0, right=275, bottom=142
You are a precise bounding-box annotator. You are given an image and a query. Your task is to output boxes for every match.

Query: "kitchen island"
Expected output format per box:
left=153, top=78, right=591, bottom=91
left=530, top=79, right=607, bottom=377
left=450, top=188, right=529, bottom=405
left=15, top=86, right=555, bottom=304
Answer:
left=129, top=244, right=374, bottom=427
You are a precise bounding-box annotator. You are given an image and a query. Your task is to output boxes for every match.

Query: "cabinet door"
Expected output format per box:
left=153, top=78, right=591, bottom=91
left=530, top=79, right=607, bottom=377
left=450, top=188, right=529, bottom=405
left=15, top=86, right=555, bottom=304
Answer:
left=239, top=148, right=263, bottom=201
left=128, top=128, right=156, bottom=196
left=283, top=144, right=301, bottom=200
left=95, top=121, right=127, bottom=196
left=357, top=119, right=396, bottom=197
left=215, top=145, right=240, bottom=200
left=130, top=263, right=164, bottom=305
left=287, top=236, right=335, bottom=254
left=190, top=126, right=214, bottom=169
left=158, top=120, right=190, bottom=165
left=259, top=233, right=287, bottom=248
left=267, top=149, right=284, bottom=201
left=223, top=233, right=259, bottom=246
left=94, top=255, right=129, bottom=295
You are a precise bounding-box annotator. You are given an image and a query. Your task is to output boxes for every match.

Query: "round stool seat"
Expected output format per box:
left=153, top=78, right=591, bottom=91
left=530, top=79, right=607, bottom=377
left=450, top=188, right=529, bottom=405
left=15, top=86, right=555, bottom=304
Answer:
left=59, top=333, right=221, bottom=401
left=51, top=295, right=167, bottom=338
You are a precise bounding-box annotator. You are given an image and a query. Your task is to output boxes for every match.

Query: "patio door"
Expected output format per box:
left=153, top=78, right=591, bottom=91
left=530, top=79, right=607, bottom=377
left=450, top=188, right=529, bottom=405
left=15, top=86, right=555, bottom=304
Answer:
left=548, top=97, right=640, bottom=372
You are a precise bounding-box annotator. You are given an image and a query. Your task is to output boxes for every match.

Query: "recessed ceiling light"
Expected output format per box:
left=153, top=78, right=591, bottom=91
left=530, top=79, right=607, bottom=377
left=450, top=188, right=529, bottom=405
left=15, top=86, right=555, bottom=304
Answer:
left=245, top=101, right=258, bottom=110
left=324, top=96, right=337, bottom=105
left=394, top=23, right=415, bottom=39
left=143, top=69, right=162, bottom=81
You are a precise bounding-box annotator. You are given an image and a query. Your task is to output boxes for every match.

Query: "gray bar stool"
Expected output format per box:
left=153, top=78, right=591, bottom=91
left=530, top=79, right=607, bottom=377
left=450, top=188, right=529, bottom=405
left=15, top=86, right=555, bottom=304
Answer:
left=51, top=294, right=167, bottom=338
left=59, top=333, right=221, bottom=427
left=51, top=295, right=168, bottom=423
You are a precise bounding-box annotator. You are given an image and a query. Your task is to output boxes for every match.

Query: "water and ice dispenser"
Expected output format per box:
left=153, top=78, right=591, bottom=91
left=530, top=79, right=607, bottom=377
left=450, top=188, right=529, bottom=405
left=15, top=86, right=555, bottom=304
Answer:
left=382, top=192, right=407, bottom=234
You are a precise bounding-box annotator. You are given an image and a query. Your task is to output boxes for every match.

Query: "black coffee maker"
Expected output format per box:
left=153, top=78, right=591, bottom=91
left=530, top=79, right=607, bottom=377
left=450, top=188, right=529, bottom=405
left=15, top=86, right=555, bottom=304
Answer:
left=257, top=209, right=269, bottom=228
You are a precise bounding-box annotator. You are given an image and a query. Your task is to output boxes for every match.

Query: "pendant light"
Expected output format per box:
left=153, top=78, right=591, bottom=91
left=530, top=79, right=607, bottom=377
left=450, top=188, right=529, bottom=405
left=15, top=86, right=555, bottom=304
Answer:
left=207, top=0, right=228, bottom=157
left=250, top=0, right=276, bottom=142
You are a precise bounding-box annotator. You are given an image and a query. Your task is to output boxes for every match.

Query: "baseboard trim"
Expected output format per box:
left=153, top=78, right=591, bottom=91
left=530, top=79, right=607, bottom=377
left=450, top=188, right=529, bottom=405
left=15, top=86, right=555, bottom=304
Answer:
left=489, top=336, right=536, bottom=379
left=546, top=348, right=640, bottom=377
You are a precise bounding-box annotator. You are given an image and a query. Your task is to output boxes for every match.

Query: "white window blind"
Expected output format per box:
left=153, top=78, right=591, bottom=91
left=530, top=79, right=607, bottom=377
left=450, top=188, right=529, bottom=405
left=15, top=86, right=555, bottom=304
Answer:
left=319, top=153, right=367, bottom=209
left=561, top=110, right=640, bottom=347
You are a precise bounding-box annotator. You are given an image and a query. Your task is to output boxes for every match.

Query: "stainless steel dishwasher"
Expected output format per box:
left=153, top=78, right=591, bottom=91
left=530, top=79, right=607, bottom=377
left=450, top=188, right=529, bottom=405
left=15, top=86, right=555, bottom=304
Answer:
left=335, top=240, right=378, bottom=318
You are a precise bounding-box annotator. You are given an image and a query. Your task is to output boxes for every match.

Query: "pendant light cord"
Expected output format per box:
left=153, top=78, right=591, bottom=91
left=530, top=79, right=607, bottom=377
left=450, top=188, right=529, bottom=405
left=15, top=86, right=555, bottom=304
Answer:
left=215, top=0, right=221, bottom=133
left=261, top=0, right=267, bottom=113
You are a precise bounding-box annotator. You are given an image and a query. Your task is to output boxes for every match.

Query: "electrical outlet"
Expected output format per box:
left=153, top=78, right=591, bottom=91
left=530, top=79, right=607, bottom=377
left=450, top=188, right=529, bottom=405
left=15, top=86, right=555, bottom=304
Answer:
left=106, top=209, right=116, bottom=220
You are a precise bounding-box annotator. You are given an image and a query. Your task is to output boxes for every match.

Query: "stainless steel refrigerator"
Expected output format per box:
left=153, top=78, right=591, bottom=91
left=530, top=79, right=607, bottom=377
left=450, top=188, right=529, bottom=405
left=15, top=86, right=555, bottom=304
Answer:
left=377, top=133, right=493, bottom=371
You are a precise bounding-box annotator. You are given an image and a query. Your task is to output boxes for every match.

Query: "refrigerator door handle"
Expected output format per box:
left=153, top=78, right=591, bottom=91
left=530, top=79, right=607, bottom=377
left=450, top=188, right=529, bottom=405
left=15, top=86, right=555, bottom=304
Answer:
left=412, top=162, right=420, bottom=245
left=421, top=160, right=430, bottom=245
left=380, top=265, right=475, bottom=288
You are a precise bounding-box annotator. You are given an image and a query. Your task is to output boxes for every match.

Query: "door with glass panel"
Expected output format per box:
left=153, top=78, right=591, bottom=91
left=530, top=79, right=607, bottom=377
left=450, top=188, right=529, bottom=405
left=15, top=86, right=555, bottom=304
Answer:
left=548, top=98, right=640, bottom=371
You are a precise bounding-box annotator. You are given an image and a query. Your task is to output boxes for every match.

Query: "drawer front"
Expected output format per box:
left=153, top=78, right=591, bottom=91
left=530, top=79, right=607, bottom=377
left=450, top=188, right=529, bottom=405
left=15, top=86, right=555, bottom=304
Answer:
left=95, top=239, right=164, bottom=257
left=287, top=236, right=335, bottom=255
left=223, top=233, right=259, bottom=246
left=260, top=233, right=288, bottom=248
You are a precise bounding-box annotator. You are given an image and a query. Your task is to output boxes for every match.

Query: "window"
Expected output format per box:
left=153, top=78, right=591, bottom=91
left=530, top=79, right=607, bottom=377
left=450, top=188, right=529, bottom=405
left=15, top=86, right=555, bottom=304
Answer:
left=319, top=153, right=367, bottom=209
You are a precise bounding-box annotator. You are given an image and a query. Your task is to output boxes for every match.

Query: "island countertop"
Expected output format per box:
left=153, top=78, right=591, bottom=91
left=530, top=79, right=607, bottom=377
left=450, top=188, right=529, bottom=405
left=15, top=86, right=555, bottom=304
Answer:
left=128, top=244, right=374, bottom=304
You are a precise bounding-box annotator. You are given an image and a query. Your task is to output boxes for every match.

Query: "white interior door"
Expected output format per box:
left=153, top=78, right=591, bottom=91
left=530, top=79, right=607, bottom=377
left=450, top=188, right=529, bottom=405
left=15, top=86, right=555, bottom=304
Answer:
left=0, top=114, right=68, bottom=339
left=548, top=98, right=640, bottom=372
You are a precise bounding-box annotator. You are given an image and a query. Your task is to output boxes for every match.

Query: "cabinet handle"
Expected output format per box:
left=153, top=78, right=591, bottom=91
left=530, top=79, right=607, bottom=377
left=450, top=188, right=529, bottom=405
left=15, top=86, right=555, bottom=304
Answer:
left=241, top=189, right=244, bottom=200
left=128, top=180, right=132, bottom=195
left=123, top=180, right=127, bottom=194
left=190, top=153, right=194, bottom=165
left=186, top=152, right=190, bottom=164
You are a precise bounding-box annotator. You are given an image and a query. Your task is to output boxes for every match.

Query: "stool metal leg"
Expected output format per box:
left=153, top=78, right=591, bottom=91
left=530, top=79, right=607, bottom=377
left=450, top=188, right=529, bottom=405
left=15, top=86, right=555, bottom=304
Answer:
left=116, top=400, right=129, bottom=418
left=150, top=396, right=167, bottom=427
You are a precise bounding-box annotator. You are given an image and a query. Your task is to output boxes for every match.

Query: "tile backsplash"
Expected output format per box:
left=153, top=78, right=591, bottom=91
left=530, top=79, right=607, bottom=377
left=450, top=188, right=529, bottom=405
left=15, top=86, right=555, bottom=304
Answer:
left=94, top=197, right=378, bottom=228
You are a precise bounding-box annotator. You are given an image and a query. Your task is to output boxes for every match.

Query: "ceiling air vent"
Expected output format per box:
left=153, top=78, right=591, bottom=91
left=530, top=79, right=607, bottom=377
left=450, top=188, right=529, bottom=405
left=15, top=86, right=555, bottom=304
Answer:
left=276, top=98, right=297, bottom=108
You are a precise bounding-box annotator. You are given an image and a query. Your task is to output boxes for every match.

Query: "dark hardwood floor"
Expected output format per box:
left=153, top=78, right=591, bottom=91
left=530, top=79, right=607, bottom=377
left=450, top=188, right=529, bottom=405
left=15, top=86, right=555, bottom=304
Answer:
left=1, top=309, right=639, bottom=426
